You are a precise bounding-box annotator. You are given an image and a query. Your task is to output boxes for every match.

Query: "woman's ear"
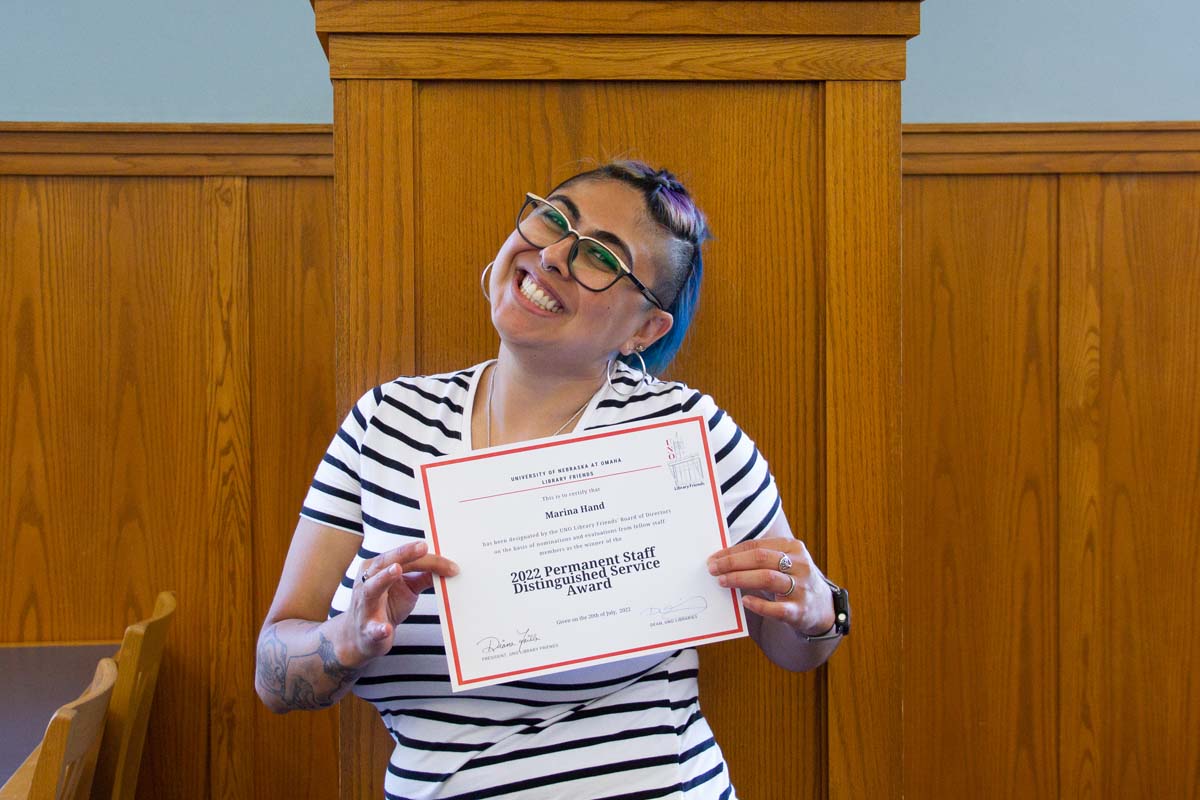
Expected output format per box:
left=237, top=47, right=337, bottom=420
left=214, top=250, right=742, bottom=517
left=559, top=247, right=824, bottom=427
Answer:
left=626, top=309, right=674, bottom=354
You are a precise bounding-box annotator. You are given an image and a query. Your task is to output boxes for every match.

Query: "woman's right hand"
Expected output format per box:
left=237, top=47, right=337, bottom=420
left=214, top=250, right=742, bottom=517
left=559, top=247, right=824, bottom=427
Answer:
left=337, top=539, right=459, bottom=667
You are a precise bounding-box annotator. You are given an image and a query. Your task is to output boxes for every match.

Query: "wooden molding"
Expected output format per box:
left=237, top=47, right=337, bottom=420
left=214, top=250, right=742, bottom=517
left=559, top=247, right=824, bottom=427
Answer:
left=2, top=122, right=1198, bottom=177
left=0, top=123, right=333, bottom=176
left=313, top=0, right=922, bottom=36
left=328, top=33, right=906, bottom=81
left=903, top=122, right=1200, bottom=174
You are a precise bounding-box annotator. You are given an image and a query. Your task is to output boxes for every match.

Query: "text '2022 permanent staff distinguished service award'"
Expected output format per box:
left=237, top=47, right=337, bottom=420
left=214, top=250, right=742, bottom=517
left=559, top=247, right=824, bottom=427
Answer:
left=419, top=416, right=747, bottom=692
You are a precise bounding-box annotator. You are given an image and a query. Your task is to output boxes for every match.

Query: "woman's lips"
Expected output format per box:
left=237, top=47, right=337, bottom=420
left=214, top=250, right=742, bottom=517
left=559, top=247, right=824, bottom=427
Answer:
left=515, top=269, right=565, bottom=314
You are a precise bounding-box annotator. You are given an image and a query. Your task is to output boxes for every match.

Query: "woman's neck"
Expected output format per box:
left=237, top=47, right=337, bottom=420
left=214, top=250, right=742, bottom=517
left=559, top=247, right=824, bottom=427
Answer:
left=483, top=346, right=607, bottom=447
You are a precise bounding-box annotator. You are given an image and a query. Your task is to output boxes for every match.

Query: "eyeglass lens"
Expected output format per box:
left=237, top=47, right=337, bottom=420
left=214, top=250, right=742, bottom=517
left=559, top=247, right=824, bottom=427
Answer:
left=517, top=198, right=626, bottom=291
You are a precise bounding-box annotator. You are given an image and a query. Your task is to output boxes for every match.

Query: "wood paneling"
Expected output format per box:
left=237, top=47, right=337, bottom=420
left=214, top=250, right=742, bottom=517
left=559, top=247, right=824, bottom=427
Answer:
left=203, top=175, right=254, bottom=798
left=4, top=123, right=1198, bottom=800
left=415, top=80, right=826, bottom=799
left=331, top=78, right=419, bottom=800
left=315, top=0, right=922, bottom=36
left=902, top=175, right=1060, bottom=798
left=904, top=123, right=1200, bottom=175
left=0, top=124, right=332, bottom=177
left=329, top=33, right=906, bottom=81
left=248, top=177, right=341, bottom=800
left=0, top=170, right=339, bottom=799
left=823, top=80, right=903, bottom=799
left=1059, top=174, right=1200, bottom=798
left=6, top=122, right=1198, bottom=178
left=0, top=176, right=213, bottom=799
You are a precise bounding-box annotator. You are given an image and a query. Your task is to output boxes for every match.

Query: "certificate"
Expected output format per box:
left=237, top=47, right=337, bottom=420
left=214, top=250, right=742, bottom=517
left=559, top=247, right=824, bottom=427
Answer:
left=420, top=415, right=747, bottom=692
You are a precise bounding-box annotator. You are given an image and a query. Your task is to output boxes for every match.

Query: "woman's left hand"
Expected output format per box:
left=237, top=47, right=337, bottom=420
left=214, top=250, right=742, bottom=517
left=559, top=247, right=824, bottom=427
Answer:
left=707, top=538, right=835, bottom=637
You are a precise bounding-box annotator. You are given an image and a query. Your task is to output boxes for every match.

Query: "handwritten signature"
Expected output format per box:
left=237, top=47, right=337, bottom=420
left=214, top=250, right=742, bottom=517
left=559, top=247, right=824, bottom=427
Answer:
left=642, top=596, right=708, bottom=618
left=477, top=628, right=542, bottom=655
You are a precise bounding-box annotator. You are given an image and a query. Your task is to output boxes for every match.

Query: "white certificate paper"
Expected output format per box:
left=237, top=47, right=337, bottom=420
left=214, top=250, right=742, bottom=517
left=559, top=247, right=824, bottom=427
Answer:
left=420, top=415, right=747, bottom=692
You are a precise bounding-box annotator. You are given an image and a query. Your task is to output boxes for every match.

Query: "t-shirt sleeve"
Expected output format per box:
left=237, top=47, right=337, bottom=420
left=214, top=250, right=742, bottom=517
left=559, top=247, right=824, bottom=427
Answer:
left=694, top=393, right=783, bottom=544
left=299, top=387, right=381, bottom=536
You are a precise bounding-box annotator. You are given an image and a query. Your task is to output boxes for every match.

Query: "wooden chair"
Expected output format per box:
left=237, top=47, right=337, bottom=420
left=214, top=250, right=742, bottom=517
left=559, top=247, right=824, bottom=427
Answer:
left=0, top=658, right=119, bottom=800
left=88, top=591, right=176, bottom=800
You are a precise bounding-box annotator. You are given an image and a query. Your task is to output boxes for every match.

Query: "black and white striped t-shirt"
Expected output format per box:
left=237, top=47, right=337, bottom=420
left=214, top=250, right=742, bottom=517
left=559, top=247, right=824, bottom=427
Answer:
left=301, top=361, right=782, bottom=800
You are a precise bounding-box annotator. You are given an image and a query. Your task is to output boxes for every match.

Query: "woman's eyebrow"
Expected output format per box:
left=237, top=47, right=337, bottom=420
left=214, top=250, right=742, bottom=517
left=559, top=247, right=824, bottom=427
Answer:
left=548, top=192, right=636, bottom=269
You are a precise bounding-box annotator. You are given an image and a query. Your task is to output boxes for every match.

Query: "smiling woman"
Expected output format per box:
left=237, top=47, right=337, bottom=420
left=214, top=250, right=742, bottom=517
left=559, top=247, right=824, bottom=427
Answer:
left=255, top=160, right=848, bottom=799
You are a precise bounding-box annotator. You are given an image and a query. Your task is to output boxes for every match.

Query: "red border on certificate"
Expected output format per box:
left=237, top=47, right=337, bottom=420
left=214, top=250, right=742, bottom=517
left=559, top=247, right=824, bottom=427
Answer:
left=420, top=415, right=743, bottom=689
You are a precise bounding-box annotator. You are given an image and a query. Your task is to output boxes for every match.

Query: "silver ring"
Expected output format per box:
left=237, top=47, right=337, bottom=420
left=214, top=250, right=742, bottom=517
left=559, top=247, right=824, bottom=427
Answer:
left=778, top=553, right=793, bottom=573
left=360, top=571, right=370, bottom=584
left=779, top=574, right=796, bottom=598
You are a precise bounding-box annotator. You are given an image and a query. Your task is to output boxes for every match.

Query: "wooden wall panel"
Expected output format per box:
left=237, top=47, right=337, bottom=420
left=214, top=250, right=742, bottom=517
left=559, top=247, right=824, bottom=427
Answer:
left=248, top=177, right=341, bottom=800
left=414, top=79, right=826, bottom=800
left=1059, top=174, right=1200, bottom=798
left=3, top=124, right=1199, bottom=800
left=203, top=175, right=254, bottom=800
left=0, top=176, right=213, bottom=799
left=823, top=80, right=903, bottom=799
left=0, top=171, right=340, bottom=800
left=332, top=78, right=419, bottom=800
left=902, top=175, right=1059, bottom=798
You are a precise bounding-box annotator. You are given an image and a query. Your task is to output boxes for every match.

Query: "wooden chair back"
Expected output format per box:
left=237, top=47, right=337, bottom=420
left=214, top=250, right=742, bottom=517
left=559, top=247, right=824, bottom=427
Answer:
left=24, top=658, right=119, bottom=800
left=88, top=592, right=176, bottom=800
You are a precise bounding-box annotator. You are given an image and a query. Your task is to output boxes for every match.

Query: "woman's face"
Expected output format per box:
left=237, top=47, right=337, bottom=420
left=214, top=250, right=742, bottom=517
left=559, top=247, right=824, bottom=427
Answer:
left=488, top=178, right=674, bottom=372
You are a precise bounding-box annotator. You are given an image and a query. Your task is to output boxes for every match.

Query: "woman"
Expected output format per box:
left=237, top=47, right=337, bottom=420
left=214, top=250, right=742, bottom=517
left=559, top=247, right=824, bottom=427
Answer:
left=256, top=161, right=846, bottom=799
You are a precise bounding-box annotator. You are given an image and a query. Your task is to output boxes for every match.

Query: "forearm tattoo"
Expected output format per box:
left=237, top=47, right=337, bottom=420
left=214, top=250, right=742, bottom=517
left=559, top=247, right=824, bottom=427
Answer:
left=256, top=623, right=361, bottom=710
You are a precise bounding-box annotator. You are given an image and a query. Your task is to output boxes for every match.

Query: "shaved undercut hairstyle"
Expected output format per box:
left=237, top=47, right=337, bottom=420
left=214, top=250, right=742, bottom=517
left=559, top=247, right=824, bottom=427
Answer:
left=554, top=160, right=710, bottom=375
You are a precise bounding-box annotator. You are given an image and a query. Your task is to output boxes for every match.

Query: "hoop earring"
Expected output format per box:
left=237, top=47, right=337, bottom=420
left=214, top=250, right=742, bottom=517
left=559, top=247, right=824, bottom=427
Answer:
left=481, top=261, right=495, bottom=302
left=606, top=347, right=648, bottom=397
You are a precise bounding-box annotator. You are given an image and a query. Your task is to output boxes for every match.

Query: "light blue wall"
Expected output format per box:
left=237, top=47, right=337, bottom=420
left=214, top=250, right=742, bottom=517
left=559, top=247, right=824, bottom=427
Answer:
left=2, top=0, right=1197, bottom=123
left=904, top=0, right=1200, bottom=122
left=1, top=0, right=331, bottom=123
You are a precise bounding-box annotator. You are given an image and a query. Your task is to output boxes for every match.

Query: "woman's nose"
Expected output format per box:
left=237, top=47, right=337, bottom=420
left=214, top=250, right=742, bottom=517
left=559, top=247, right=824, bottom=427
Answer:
left=538, top=236, right=574, bottom=276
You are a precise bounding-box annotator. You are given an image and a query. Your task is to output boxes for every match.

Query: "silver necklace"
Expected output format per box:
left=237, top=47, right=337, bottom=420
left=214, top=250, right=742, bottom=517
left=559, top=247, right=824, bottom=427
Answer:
left=486, top=364, right=591, bottom=448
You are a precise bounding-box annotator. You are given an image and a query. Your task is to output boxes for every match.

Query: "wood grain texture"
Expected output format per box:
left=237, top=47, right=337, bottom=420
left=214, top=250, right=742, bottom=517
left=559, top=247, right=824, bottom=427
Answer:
left=0, top=154, right=332, bottom=178
left=902, top=175, right=1059, bottom=798
left=1058, top=174, right=1103, bottom=800
left=1059, top=174, right=1200, bottom=799
left=6, top=122, right=1198, bottom=178
left=0, top=124, right=331, bottom=177
left=314, top=0, right=922, bottom=35
left=903, top=122, right=1200, bottom=174
left=823, top=80, right=902, bottom=800
left=333, top=78, right=418, bottom=800
left=328, top=34, right=906, bottom=81
left=248, top=177, right=342, bottom=800
left=0, top=177, right=212, bottom=800
left=203, top=176, right=253, bottom=800
left=903, top=151, right=1200, bottom=175
left=409, top=79, right=827, bottom=800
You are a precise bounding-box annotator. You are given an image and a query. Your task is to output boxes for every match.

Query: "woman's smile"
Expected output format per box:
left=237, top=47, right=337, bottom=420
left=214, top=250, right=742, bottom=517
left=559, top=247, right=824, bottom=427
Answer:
left=514, top=268, right=565, bottom=315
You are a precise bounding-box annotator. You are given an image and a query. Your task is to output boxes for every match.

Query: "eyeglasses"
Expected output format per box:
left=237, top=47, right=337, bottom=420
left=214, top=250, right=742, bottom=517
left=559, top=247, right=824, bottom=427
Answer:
left=516, top=193, right=666, bottom=310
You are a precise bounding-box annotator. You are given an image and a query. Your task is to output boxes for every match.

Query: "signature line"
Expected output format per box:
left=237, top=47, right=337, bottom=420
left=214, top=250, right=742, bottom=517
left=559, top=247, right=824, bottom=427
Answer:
left=458, top=465, right=661, bottom=503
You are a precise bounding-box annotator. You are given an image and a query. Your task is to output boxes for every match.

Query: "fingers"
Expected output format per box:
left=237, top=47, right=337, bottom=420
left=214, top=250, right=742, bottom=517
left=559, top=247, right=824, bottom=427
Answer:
left=714, top=567, right=796, bottom=597
left=360, top=562, right=406, bottom=602
left=741, top=594, right=803, bottom=627
left=707, top=538, right=809, bottom=577
left=360, top=540, right=460, bottom=583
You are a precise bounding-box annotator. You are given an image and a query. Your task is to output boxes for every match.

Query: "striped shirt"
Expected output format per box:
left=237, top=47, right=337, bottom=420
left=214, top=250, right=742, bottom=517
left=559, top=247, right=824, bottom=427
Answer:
left=301, top=361, right=782, bottom=800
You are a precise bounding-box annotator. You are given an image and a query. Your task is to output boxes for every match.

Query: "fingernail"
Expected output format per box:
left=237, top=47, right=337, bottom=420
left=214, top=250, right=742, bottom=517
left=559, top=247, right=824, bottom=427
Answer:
left=450, top=564, right=460, bottom=577
left=718, top=575, right=729, bottom=587
left=706, top=559, right=718, bottom=575
left=413, top=541, right=428, bottom=555
left=387, top=564, right=398, bottom=576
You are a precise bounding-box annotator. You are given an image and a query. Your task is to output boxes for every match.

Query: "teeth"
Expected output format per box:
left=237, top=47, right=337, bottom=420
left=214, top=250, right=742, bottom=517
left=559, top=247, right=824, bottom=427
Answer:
left=520, top=274, right=563, bottom=313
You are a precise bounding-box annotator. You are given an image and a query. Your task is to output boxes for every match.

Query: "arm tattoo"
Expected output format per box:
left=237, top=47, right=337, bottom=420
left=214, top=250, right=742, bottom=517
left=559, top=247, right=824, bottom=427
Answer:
left=256, top=623, right=362, bottom=710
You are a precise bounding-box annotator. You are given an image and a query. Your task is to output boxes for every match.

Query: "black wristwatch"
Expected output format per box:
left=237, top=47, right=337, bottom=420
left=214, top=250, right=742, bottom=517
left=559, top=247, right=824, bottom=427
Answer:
left=804, top=577, right=851, bottom=641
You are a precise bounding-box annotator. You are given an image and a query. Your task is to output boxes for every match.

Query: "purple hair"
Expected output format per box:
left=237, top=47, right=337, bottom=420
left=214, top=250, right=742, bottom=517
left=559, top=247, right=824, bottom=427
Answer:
left=555, top=160, right=710, bottom=374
